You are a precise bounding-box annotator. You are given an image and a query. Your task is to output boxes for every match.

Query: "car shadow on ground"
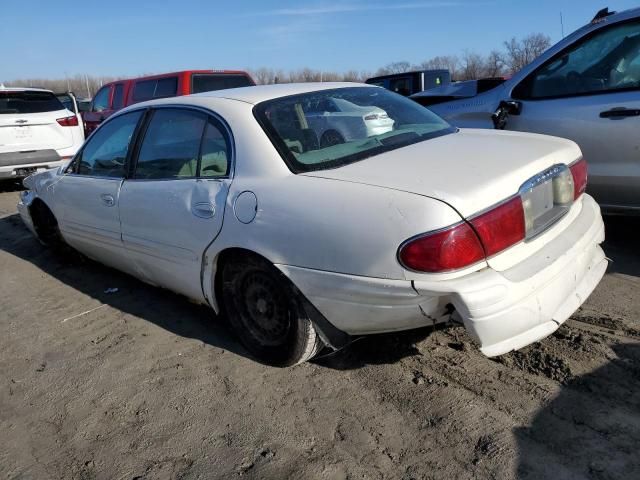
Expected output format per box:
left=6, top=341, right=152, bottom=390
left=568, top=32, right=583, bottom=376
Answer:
left=0, top=213, right=247, bottom=358
left=0, top=179, right=25, bottom=193
left=0, top=213, right=430, bottom=369
left=602, top=215, right=640, bottom=278
left=515, top=343, right=640, bottom=478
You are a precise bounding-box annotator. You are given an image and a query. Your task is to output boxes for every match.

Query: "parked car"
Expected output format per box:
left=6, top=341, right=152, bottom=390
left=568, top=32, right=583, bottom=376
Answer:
left=82, top=69, right=255, bottom=136
left=366, top=70, right=451, bottom=96
left=55, top=92, right=85, bottom=130
left=298, top=97, right=394, bottom=147
left=18, top=83, right=605, bottom=366
left=0, top=87, right=84, bottom=180
left=415, top=7, right=640, bottom=215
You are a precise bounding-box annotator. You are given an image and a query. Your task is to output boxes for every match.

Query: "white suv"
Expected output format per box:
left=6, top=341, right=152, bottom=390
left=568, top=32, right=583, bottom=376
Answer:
left=0, top=87, right=84, bottom=180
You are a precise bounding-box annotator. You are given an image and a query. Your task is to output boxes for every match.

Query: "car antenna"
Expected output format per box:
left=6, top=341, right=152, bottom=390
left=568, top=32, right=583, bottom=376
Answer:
left=591, top=7, right=616, bottom=24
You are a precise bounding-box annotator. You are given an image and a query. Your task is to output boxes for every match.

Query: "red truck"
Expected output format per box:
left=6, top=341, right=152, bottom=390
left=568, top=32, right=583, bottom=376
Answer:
left=82, top=69, right=255, bottom=136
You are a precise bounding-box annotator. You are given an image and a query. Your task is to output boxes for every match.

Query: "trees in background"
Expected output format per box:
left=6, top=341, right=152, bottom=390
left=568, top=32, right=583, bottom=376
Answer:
left=2, top=33, right=552, bottom=94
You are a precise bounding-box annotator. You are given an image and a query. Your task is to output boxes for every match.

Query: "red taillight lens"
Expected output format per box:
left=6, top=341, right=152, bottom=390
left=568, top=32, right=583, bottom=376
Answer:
left=470, top=196, right=525, bottom=257
left=569, top=158, right=588, bottom=200
left=398, top=222, right=485, bottom=272
left=56, top=115, right=79, bottom=127
left=398, top=197, right=525, bottom=273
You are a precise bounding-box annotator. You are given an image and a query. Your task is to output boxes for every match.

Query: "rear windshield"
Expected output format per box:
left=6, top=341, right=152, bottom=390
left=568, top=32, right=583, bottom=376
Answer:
left=254, top=87, right=455, bottom=173
left=0, top=91, right=64, bottom=114
left=191, top=73, right=254, bottom=94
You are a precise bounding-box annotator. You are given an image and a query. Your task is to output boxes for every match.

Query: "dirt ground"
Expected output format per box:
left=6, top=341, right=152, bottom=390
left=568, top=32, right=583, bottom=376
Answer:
left=1, top=179, right=639, bottom=480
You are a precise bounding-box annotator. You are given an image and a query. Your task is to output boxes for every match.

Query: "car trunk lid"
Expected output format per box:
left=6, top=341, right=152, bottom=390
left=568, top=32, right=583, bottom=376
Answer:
left=302, top=128, right=584, bottom=271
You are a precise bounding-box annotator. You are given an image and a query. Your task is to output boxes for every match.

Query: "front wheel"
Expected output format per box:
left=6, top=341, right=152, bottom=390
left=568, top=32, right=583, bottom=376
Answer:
left=221, top=255, right=324, bottom=366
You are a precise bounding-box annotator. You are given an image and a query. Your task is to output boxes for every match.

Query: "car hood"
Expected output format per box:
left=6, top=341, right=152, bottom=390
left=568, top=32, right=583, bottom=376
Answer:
left=301, top=128, right=582, bottom=218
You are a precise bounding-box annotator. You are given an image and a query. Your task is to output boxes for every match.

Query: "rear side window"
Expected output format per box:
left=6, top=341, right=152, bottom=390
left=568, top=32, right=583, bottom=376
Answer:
left=200, top=119, right=230, bottom=177
left=134, top=109, right=206, bottom=179
left=76, top=111, right=142, bottom=177
left=112, top=84, right=125, bottom=109
left=0, top=91, right=64, bottom=114
left=133, top=77, right=178, bottom=102
left=191, top=73, right=253, bottom=93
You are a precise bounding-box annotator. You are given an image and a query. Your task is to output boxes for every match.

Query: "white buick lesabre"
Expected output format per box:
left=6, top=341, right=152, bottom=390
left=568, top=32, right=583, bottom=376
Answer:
left=17, top=83, right=607, bottom=366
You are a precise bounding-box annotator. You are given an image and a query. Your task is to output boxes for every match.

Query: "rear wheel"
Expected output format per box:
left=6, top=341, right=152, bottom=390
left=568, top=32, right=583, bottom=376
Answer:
left=320, top=130, right=345, bottom=148
left=221, top=254, right=323, bottom=366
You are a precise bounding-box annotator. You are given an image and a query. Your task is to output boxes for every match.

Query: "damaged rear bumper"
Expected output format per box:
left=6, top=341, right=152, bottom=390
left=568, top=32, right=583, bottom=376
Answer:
left=277, top=195, right=606, bottom=357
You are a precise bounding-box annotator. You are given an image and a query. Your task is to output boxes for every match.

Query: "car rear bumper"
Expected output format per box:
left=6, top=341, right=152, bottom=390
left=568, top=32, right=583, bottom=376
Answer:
left=277, top=194, right=606, bottom=356
left=0, top=150, right=64, bottom=178
left=16, top=190, right=38, bottom=237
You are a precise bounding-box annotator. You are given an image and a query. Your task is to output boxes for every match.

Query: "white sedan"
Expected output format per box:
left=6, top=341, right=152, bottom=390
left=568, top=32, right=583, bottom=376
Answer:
left=17, top=83, right=606, bottom=366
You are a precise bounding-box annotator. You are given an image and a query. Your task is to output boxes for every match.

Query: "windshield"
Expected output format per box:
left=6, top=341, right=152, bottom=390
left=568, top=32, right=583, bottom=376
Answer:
left=0, top=91, right=65, bottom=114
left=254, top=87, right=455, bottom=173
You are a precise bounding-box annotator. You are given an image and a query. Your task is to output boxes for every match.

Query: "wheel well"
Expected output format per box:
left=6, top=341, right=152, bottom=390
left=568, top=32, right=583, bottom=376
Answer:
left=29, top=198, right=58, bottom=239
left=213, top=248, right=274, bottom=313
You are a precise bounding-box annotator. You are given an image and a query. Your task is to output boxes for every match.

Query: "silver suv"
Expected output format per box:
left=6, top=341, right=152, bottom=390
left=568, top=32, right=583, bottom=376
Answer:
left=420, top=7, right=640, bottom=215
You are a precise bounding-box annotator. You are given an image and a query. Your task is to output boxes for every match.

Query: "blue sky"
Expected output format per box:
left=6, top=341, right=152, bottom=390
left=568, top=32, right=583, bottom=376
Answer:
left=1, top=0, right=638, bottom=81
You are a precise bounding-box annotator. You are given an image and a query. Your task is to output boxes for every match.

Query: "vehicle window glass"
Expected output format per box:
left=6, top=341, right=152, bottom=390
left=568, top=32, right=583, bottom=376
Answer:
left=134, top=109, right=206, bottom=179
left=133, top=80, right=155, bottom=102
left=520, top=21, right=640, bottom=99
left=76, top=111, right=142, bottom=177
left=154, top=77, right=178, bottom=98
left=191, top=73, right=253, bottom=93
left=0, top=91, right=64, bottom=114
left=389, top=77, right=412, bottom=96
left=112, top=84, right=125, bottom=109
left=92, top=87, right=110, bottom=112
left=254, top=86, right=454, bottom=173
left=200, top=119, right=230, bottom=177
left=56, top=94, right=75, bottom=112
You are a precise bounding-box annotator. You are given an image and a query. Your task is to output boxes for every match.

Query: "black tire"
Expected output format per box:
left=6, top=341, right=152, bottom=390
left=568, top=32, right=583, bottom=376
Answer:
left=320, top=130, right=345, bottom=148
left=221, top=254, right=324, bottom=367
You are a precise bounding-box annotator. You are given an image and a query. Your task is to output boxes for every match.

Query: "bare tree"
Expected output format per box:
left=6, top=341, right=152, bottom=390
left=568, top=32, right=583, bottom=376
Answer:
left=417, top=55, right=460, bottom=79
left=503, top=33, right=551, bottom=73
left=459, top=51, right=486, bottom=81
left=484, top=50, right=506, bottom=77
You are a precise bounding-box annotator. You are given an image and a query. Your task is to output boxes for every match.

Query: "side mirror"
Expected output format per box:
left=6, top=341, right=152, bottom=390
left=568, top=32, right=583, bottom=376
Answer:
left=491, top=101, right=522, bottom=129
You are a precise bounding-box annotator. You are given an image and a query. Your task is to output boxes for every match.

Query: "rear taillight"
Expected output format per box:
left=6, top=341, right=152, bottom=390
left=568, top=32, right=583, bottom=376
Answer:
left=398, top=197, right=525, bottom=273
left=470, top=196, right=525, bottom=257
left=56, top=115, right=79, bottom=127
left=569, top=158, right=588, bottom=200
left=398, top=223, right=485, bottom=272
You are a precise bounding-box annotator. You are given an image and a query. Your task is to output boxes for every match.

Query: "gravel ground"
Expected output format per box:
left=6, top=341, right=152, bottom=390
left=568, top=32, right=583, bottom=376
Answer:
left=1, top=180, right=639, bottom=480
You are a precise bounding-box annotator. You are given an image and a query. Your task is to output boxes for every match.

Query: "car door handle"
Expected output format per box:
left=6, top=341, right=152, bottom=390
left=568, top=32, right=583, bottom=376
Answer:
left=599, top=108, right=640, bottom=118
left=192, top=202, right=215, bottom=218
left=100, top=194, right=115, bottom=207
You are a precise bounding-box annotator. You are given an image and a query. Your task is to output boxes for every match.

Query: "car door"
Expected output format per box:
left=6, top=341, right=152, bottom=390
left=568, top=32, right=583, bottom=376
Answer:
left=507, top=19, right=640, bottom=210
left=83, top=85, right=113, bottom=137
left=118, top=107, right=233, bottom=302
left=53, top=110, right=144, bottom=274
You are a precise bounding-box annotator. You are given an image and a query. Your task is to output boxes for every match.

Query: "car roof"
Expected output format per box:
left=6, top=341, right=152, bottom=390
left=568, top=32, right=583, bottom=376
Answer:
left=0, top=86, right=53, bottom=93
left=187, top=82, right=374, bottom=105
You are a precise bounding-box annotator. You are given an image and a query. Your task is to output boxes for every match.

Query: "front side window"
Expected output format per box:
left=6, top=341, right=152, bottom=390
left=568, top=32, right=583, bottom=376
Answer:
left=92, top=87, right=110, bottom=112
left=254, top=87, right=454, bottom=173
left=0, top=91, right=64, bottom=114
left=134, top=109, right=206, bottom=179
left=515, top=20, right=640, bottom=99
left=76, top=111, right=142, bottom=177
